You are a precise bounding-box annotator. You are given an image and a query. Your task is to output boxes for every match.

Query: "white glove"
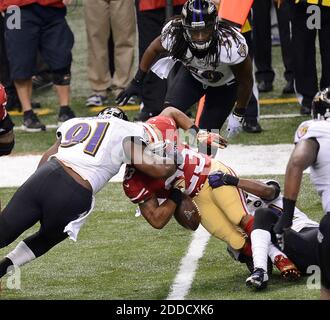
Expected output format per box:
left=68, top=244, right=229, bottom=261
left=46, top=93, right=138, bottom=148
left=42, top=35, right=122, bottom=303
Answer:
left=226, top=113, right=244, bottom=139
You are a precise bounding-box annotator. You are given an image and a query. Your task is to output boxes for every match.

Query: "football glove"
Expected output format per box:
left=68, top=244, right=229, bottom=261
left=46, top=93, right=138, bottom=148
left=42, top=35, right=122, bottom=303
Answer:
left=208, top=170, right=239, bottom=188
left=116, top=69, right=146, bottom=106
left=116, top=78, right=142, bottom=106
left=226, top=112, right=244, bottom=139
left=273, top=198, right=296, bottom=250
left=196, top=130, right=228, bottom=149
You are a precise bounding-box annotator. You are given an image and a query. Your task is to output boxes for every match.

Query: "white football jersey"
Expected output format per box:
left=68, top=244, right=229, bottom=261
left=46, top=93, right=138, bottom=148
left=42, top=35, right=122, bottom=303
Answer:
left=161, top=21, right=248, bottom=87
left=294, top=120, right=330, bottom=212
left=53, top=116, right=145, bottom=194
left=246, top=191, right=319, bottom=233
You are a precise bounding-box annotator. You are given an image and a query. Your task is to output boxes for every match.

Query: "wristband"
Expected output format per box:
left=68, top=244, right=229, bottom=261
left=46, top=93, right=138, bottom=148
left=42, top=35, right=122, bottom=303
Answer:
left=189, top=124, right=200, bottom=135
left=223, top=174, right=239, bottom=186
left=168, top=188, right=183, bottom=206
left=283, top=197, right=296, bottom=217
left=134, top=68, right=147, bottom=83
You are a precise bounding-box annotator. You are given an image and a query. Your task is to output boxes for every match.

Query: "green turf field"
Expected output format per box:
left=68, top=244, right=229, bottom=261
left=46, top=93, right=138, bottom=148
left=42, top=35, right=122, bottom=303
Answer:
left=0, top=4, right=325, bottom=300
left=0, top=176, right=323, bottom=300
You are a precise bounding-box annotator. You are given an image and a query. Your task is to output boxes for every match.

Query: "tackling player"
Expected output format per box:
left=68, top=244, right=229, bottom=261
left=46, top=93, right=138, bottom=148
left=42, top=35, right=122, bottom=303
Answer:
left=116, top=0, right=253, bottom=139
left=274, top=87, right=330, bottom=299
left=123, top=108, right=255, bottom=258
left=0, top=107, right=176, bottom=282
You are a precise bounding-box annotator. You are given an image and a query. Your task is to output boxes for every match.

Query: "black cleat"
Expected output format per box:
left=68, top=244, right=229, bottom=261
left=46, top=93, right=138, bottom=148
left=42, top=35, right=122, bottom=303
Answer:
left=243, top=118, right=262, bottom=133
left=258, top=81, right=273, bottom=93
left=23, top=111, right=46, bottom=132
left=58, top=107, right=75, bottom=125
left=246, top=268, right=269, bottom=290
left=300, top=105, right=311, bottom=116
left=282, top=80, right=295, bottom=94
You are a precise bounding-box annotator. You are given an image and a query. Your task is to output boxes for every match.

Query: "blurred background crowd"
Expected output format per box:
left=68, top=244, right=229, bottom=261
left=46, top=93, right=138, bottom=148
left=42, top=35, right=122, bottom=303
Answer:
left=0, top=0, right=329, bottom=134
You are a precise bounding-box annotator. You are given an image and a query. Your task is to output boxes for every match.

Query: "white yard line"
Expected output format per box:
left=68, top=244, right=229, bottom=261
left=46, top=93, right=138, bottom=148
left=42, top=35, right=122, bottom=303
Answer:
left=167, top=226, right=211, bottom=300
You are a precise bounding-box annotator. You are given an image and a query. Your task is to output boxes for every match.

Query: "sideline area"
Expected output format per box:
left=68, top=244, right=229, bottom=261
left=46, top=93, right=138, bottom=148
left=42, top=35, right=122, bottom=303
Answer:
left=0, top=143, right=298, bottom=187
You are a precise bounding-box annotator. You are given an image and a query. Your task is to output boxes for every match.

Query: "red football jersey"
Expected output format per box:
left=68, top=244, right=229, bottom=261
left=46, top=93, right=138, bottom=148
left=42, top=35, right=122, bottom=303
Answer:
left=123, top=145, right=212, bottom=203
left=123, top=165, right=170, bottom=204
left=171, top=146, right=212, bottom=197
left=124, top=115, right=212, bottom=201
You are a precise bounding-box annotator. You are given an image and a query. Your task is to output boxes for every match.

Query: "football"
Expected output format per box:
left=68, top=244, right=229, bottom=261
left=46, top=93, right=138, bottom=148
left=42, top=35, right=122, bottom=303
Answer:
left=174, top=194, right=201, bottom=231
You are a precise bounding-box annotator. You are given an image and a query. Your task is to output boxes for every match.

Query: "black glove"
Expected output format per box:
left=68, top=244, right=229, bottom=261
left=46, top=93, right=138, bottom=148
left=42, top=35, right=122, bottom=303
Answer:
left=115, top=69, right=146, bottom=106
left=273, top=198, right=296, bottom=250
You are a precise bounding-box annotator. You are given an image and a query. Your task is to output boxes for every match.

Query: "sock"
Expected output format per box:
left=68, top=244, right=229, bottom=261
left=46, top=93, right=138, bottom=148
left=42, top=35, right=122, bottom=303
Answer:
left=243, top=215, right=254, bottom=238
left=6, top=241, right=36, bottom=267
left=251, top=229, right=271, bottom=271
left=0, top=257, right=13, bottom=278
left=241, top=241, right=252, bottom=257
left=268, top=244, right=287, bottom=263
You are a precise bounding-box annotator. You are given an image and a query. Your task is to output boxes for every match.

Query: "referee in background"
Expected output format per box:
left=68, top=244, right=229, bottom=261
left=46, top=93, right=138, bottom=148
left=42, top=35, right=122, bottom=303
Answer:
left=289, top=0, right=330, bottom=115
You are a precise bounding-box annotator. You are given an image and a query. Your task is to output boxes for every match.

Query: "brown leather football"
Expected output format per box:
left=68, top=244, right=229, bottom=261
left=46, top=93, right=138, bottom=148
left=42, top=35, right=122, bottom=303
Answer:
left=174, top=194, right=201, bottom=231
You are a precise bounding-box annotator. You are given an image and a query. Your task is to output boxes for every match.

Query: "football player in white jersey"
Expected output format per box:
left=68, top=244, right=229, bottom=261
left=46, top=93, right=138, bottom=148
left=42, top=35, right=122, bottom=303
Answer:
left=208, top=171, right=319, bottom=290
left=116, top=0, right=253, bottom=139
left=0, top=107, right=177, bottom=282
left=274, top=87, right=330, bottom=299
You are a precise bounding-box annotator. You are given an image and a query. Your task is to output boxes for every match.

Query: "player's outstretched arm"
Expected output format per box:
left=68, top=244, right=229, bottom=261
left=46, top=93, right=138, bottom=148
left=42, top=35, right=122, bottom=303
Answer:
left=274, top=139, right=319, bottom=235
left=284, top=139, right=319, bottom=203
left=123, top=136, right=177, bottom=179
left=139, top=190, right=182, bottom=229
left=208, top=171, right=280, bottom=201
left=160, top=107, right=228, bottom=149
left=116, top=37, right=166, bottom=106
left=230, top=56, right=253, bottom=113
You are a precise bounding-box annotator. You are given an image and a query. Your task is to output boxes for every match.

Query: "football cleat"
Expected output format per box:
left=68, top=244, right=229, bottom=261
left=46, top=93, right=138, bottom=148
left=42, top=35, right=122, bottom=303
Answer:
left=274, top=254, right=301, bottom=280
left=246, top=268, right=269, bottom=290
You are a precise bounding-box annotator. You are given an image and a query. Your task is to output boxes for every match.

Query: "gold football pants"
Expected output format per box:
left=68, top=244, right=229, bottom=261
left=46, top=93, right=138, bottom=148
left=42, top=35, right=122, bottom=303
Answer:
left=194, top=160, right=250, bottom=250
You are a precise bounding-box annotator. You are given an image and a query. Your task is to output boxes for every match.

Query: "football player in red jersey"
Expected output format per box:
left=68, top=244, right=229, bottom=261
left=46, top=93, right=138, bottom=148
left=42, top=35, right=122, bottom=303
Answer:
left=123, top=144, right=254, bottom=257
left=124, top=107, right=254, bottom=258
left=0, top=84, right=15, bottom=157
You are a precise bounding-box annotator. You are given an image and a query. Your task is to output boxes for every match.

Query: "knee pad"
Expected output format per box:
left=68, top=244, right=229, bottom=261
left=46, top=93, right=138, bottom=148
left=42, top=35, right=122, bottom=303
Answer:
left=318, top=213, right=330, bottom=289
left=254, top=208, right=278, bottom=232
left=52, top=67, right=71, bottom=86
left=0, top=140, right=15, bottom=156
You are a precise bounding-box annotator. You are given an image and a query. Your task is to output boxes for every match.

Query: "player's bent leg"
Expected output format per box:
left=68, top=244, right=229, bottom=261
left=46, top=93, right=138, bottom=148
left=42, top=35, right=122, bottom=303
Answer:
left=318, top=213, right=330, bottom=299
left=208, top=161, right=249, bottom=226
left=246, top=208, right=276, bottom=290
left=0, top=230, right=67, bottom=279
left=23, top=229, right=67, bottom=258
left=252, top=208, right=300, bottom=281
left=194, top=189, right=246, bottom=250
